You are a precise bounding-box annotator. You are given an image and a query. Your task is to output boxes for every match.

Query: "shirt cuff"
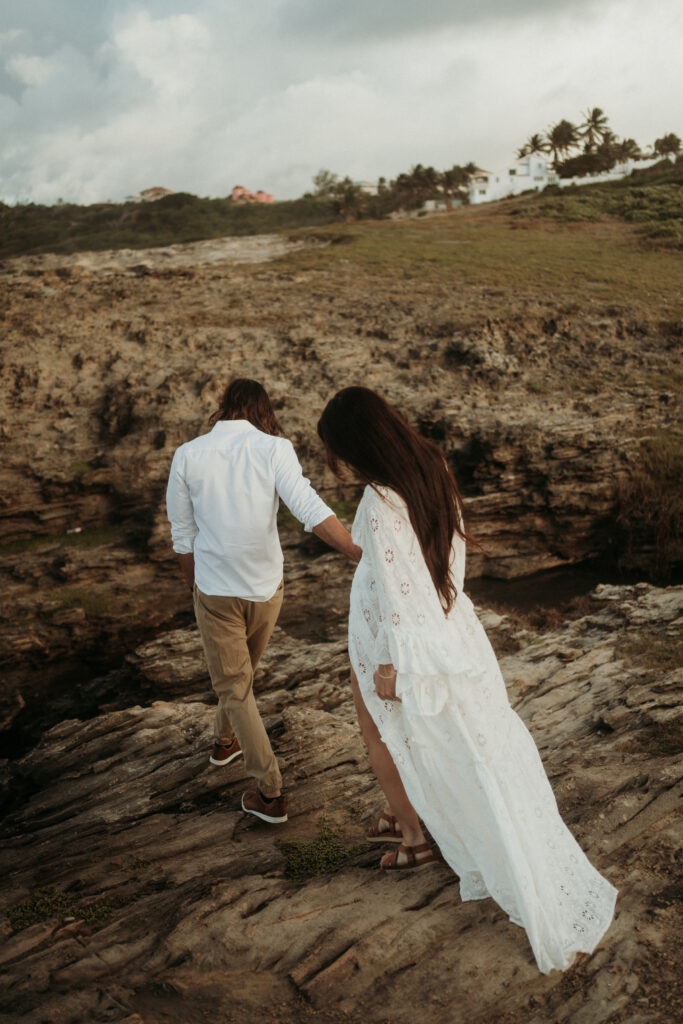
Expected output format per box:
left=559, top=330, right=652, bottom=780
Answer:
left=303, top=501, right=335, bottom=533
left=171, top=531, right=197, bottom=554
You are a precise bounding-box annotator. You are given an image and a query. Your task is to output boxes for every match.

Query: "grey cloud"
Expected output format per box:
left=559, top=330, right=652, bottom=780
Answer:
left=3, top=0, right=194, bottom=58
left=278, top=0, right=599, bottom=42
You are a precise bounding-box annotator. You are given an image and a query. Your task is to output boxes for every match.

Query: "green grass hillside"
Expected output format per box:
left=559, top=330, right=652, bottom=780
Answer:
left=1, top=159, right=681, bottom=259
left=0, top=193, right=339, bottom=259
left=508, top=158, right=683, bottom=249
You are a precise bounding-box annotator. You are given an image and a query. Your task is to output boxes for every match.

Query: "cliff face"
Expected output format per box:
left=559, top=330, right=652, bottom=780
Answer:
left=1, top=583, right=681, bottom=1024
left=1, top=235, right=678, bottom=568
left=2, top=229, right=679, bottom=747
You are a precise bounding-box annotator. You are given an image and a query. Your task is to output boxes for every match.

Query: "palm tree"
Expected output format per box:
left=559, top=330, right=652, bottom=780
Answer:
left=581, top=107, right=609, bottom=151
left=613, top=138, right=642, bottom=162
left=653, top=133, right=682, bottom=158
left=441, top=165, right=473, bottom=206
left=527, top=133, right=548, bottom=156
left=546, top=120, right=579, bottom=166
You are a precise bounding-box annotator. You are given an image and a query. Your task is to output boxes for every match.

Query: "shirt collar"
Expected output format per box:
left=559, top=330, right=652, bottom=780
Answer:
left=211, top=418, right=258, bottom=433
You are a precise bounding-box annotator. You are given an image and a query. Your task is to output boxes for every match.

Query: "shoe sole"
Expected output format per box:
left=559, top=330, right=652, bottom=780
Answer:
left=209, top=750, right=243, bottom=766
left=241, top=795, right=288, bottom=824
left=381, top=859, right=440, bottom=872
left=366, top=834, right=403, bottom=844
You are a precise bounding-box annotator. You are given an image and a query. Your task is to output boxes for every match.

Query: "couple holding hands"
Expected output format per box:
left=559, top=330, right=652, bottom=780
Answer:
left=166, top=378, right=616, bottom=973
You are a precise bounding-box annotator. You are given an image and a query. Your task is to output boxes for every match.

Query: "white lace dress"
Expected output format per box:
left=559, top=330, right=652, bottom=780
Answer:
left=348, top=485, right=617, bottom=974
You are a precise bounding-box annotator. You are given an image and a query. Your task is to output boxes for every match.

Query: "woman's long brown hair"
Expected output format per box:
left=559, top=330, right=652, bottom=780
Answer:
left=318, top=387, right=475, bottom=613
left=210, top=378, right=282, bottom=436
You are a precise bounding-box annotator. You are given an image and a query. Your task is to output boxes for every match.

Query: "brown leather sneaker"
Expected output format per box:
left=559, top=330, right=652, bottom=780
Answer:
left=241, top=789, right=288, bottom=824
left=209, top=738, right=242, bottom=766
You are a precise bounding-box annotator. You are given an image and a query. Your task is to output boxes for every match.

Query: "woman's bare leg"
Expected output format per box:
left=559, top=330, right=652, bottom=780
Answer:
left=350, top=668, right=428, bottom=863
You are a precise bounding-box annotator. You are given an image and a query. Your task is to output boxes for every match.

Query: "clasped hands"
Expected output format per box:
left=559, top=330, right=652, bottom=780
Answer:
left=374, top=663, right=400, bottom=702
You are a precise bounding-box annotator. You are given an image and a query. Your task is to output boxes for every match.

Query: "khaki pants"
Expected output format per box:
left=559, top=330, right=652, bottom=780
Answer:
left=193, top=582, right=284, bottom=792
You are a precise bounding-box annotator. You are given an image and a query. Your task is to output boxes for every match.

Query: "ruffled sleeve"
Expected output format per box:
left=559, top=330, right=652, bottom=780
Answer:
left=356, top=486, right=468, bottom=716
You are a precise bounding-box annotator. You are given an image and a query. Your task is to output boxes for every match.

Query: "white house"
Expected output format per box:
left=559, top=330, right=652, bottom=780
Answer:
left=469, top=154, right=667, bottom=205
left=469, top=155, right=558, bottom=204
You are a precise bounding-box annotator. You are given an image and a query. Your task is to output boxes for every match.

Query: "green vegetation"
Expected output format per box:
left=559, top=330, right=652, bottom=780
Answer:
left=277, top=819, right=368, bottom=880
left=509, top=160, right=683, bottom=249
left=0, top=524, right=122, bottom=558
left=70, top=460, right=91, bottom=479
left=277, top=498, right=359, bottom=533
left=282, top=208, right=683, bottom=316
left=0, top=193, right=340, bottom=259
left=517, top=105, right=681, bottom=178
left=625, top=720, right=683, bottom=758
left=614, top=426, right=683, bottom=578
left=622, top=627, right=683, bottom=676
left=6, top=878, right=174, bottom=932
left=56, top=586, right=120, bottom=618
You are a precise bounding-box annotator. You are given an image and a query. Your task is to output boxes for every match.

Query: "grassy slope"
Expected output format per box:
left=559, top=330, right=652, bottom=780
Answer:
left=0, top=193, right=339, bottom=259
left=284, top=206, right=683, bottom=318
left=1, top=159, right=681, bottom=261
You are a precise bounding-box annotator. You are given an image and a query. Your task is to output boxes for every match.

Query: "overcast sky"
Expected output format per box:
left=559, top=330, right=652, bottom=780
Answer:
left=1, top=0, right=681, bottom=204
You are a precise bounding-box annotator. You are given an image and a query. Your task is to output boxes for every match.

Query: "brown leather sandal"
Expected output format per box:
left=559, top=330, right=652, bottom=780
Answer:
left=366, top=812, right=403, bottom=844
left=380, top=842, right=439, bottom=871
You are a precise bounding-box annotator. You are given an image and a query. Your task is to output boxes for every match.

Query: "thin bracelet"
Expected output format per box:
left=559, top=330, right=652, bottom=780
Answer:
left=377, top=667, right=396, bottom=678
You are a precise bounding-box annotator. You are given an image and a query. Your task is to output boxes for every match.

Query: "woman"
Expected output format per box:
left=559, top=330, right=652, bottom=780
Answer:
left=317, top=386, right=617, bottom=974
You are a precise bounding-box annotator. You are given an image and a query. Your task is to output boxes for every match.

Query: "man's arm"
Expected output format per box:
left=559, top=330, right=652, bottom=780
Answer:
left=313, top=514, right=362, bottom=563
left=273, top=440, right=360, bottom=561
left=166, top=448, right=199, bottom=588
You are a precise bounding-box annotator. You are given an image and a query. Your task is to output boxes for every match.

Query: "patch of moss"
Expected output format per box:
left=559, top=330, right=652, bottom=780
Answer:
left=7, top=878, right=176, bottom=933
left=55, top=587, right=119, bottom=618
left=622, top=627, right=682, bottom=675
left=71, top=460, right=91, bottom=479
left=7, top=887, right=78, bottom=932
left=277, top=819, right=368, bottom=880
left=526, top=378, right=551, bottom=395
left=0, top=524, right=122, bottom=558
left=625, top=720, right=683, bottom=758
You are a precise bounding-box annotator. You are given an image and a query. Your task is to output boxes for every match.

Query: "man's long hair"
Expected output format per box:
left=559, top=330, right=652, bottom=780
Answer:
left=210, top=378, right=282, bottom=436
left=318, top=386, right=475, bottom=614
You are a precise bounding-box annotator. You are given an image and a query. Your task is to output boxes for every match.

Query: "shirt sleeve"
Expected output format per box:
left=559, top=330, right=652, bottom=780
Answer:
left=166, top=447, right=199, bottom=554
left=272, top=439, right=334, bottom=532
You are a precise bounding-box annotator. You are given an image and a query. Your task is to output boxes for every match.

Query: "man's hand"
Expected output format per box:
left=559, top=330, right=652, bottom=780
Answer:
left=313, top=515, right=362, bottom=563
left=374, top=664, right=400, bottom=702
left=177, top=552, right=195, bottom=591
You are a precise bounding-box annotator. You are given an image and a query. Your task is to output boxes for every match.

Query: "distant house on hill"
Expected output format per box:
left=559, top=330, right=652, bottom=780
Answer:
left=469, top=156, right=559, bottom=204
left=139, top=187, right=175, bottom=202
left=468, top=153, right=666, bottom=205
left=231, top=185, right=274, bottom=203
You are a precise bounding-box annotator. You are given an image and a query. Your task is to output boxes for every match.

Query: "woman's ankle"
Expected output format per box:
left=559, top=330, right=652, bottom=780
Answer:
left=400, top=824, right=426, bottom=847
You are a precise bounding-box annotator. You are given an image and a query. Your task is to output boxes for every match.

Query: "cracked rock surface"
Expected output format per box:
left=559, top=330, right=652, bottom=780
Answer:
left=1, top=584, right=681, bottom=1024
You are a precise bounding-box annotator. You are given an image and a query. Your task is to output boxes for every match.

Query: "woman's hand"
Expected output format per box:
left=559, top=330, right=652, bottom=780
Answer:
left=374, top=664, right=400, bottom=702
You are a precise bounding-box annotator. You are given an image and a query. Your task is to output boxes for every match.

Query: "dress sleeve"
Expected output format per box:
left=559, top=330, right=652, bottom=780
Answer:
left=359, top=487, right=465, bottom=715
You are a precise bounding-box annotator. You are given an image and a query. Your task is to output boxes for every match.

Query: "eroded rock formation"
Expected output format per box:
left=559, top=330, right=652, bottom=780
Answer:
left=1, top=584, right=681, bottom=1024
left=1, top=233, right=679, bottom=744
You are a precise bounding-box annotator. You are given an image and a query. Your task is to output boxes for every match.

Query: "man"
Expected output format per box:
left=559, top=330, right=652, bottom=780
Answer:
left=166, top=378, right=361, bottom=825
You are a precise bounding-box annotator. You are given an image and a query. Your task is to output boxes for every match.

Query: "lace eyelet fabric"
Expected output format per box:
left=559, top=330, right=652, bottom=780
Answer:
left=348, top=484, right=617, bottom=974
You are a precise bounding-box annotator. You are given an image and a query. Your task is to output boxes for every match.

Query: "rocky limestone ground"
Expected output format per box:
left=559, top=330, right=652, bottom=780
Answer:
left=0, top=583, right=681, bottom=1024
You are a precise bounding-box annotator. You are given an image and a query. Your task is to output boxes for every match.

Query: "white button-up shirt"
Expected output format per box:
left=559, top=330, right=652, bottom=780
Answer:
left=166, top=419, right=333, bottom=600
